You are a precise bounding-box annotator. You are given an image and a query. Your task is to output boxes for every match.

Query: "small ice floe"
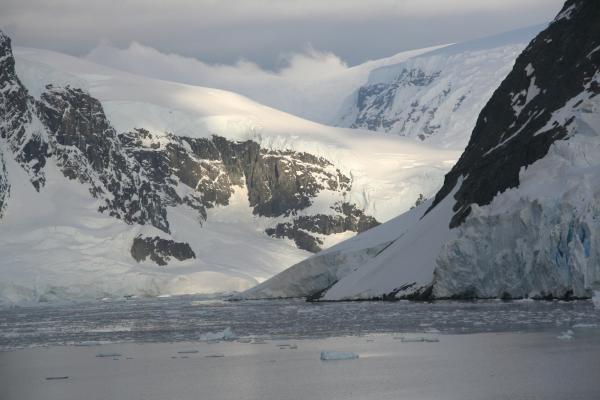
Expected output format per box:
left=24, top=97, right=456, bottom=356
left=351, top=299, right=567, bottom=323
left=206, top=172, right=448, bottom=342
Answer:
left=398, top=336, right=440, bottom=343
left=205, top=353, right=225, bottom=358
left=557, top=330, right=574, bottom=340
left=593, top=291, right=600, bottom=310
left=177, top=350, right=199, bottom=354
left=200, top=327, right=237, bottom=342
left=572, top=323, right=599, bottom=329
left=320, top=351, right=359, bottom=361
left=251, top=339, right=266, bottom=344
left=75, top=341, right=101, bottom=347
left=45, top=376, right=68, bottom=380
left=237, top=338, right=252, bottom=343
left=278, top=344, right=298, bottom=350
left=95, top=352, right=122, bottom=358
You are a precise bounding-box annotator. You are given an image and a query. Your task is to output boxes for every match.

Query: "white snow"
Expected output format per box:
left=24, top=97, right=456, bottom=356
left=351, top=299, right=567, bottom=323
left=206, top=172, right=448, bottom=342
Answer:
left=83, top=42, right=449, bottom=125
left=242, top=184, right=459, bottom=300
left=336, top=25, right=544, bottom=149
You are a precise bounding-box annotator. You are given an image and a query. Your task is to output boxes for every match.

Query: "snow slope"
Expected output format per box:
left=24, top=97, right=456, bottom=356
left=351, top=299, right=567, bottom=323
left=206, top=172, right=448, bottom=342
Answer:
left=84, top=42, right=449, bottom=125
left=244, top=0, right=600, bottom=301
left=336, top=25, right=545, bottom=149
left=13, top=47, right=458, bottom=222
left=0, top=37, right=458, bottom=305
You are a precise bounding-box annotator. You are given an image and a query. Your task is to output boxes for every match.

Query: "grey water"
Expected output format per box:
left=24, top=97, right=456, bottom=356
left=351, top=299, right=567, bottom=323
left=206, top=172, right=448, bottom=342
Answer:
left=1, top=296, right=599, bottom=350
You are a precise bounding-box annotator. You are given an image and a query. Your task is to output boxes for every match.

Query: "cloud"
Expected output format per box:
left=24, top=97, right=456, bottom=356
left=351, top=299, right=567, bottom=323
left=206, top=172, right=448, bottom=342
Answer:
left=84, top=41, right=367, bottom=122
left=1, top=0, right=564, bottom=69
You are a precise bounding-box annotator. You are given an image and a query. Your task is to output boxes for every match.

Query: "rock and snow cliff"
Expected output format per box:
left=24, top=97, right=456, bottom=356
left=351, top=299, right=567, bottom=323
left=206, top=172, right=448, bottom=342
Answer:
left=336, top=25, right=544, bottom=149
left=0, top=32, right=457, bottom=304
left=244, top=0, right=600, bottom=301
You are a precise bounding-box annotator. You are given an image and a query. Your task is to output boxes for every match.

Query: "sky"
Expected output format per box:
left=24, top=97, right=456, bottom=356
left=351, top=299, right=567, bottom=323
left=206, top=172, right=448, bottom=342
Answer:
left=1, top=0, right=565, bottom=69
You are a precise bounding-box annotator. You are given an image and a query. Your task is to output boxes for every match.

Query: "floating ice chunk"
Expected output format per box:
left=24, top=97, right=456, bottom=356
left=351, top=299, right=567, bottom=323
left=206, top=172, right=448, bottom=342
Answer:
left=205, top=353, right=225, bottom=358
left=572, top=323, right=599, bottom=329
left=46, top=376, right=69, bottom=380
left=95, top=352, right=122, bottom=358
left=593, top=291, right=600, bottom=310
left=177, top=350, right=199, bottom=354
left=75, top=341, right=101, bottom=346
left=399, top=336, right=440, bottom=343
left=199, top=327, right=237, bottom=341
left=320, top=351, right=359, bottom=361
left=557, top=330, right=574, bottom=340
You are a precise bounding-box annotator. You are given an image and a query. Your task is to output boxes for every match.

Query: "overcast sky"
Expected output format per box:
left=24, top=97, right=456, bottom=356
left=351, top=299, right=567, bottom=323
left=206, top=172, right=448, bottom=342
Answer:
left=1, top=0, right=565, bottom=69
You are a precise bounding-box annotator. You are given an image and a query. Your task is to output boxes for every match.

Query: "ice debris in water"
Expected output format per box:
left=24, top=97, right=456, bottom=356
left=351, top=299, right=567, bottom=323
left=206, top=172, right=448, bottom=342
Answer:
left=396, top=336, right=439, bottom=343
left=593, top=291, right=600, bottom=310
left=75, top=341, right=101, bottom=346
left=557, top=330, right=574, bottom=340
left=96, top=352, right=122, bottom=357
left=177, top=350, right=199, bottom=354
left=199, top=327, right=237, bottom=342
left=320, top=351, right=359, bottom=361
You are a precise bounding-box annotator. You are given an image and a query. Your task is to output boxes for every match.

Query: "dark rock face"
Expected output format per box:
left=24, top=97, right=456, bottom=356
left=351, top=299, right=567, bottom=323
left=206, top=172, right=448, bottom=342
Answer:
left=0, top=29, right=378, bottom=260
left=350, top=68, right=445, bottom=139
left=37, top=86, right=173, bottom=232
left=266, top=203, right=379, bottom=252
left=427, top=0, right=600, bottom=228
left=131, top=235, right=196, bottom=266
left=0, top=32, right=48, bottom=190
left=0, top=152, right=8, bottom=218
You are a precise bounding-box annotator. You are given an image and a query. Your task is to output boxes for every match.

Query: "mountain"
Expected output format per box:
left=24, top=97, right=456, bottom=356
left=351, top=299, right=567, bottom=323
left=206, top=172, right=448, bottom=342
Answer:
left=243, top=0, right=600, bottom=301
left=84, top=41, right=448, bottom=126
left=335, top=25, right=545, bottom=149
left=0, top=33, right=458, bottom=304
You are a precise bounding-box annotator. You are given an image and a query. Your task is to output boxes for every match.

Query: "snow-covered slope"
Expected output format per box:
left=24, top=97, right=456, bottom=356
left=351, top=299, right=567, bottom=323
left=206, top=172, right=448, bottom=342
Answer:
left=0, top=32, right=458, bottom=305
left=336, top=25, right=545, bottom=149
left=84, top=42, right=449, bottom=125
left=244, top=0, right=600, bottom=301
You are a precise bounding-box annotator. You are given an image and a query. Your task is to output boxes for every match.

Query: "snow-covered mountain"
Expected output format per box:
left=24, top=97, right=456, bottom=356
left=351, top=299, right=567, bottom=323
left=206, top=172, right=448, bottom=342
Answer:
left=336, top=25, right=545, bottom=149
left=243, top=0, right=600, bottom=301
left=0, top=32, right=458, bottom=304
left=84, top=42, right=448, bottom=126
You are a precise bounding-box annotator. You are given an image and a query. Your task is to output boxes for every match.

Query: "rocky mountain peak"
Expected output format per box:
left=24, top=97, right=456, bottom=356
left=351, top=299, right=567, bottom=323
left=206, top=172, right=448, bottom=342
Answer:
left=427, top=0, right=600, bottom=228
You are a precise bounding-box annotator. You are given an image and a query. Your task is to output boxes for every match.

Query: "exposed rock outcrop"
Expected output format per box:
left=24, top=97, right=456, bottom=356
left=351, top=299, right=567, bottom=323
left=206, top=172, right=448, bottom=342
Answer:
left=131, top=235, right=196, bottom=266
